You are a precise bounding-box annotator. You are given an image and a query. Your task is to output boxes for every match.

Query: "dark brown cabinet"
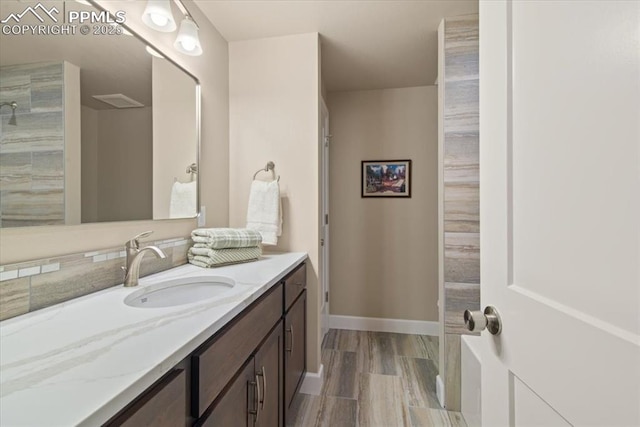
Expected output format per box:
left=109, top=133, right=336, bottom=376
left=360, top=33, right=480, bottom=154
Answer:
left=254, top=321, right=284, bottom=427
left=282, top=262, right=307, bottom=423
left=198, top=359, right=254, bottom=427
left=105, top=370, right=187, bottom=427
left=284, top=291, right=306, bottom=420
left=198, top=321, right=283, bottom=427
left=105, top=260, right=306, bottom=427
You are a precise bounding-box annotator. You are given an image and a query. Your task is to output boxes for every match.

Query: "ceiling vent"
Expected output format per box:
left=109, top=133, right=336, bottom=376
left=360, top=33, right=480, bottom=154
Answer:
left=92, top=94, right=144, bottom=109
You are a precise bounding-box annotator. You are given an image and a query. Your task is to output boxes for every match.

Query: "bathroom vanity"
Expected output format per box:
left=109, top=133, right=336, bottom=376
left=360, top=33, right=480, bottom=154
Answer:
left=0, top=253, right=307, bottom=426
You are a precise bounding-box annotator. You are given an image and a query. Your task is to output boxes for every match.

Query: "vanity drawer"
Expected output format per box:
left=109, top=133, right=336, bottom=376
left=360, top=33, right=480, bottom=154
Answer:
left=192, top=283, right=283, bottom=418
left=106, top=369, right=186, bottom=427
left=284, top=263, right=306, bottom=312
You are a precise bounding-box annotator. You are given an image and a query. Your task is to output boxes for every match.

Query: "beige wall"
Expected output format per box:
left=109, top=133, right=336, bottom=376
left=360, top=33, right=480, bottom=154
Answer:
left=64, top=62, right=81, bottom=226
left=0, top=0, right=229, bottom=264
left=96, top=107, right=153, bottom=222
left=327, top=86, right=439, bottom=321
left=228, top=33, right=321, bottom=373
left=81, top=105, right=99, bottom=223
left=152, top=56, right=198, bottom=219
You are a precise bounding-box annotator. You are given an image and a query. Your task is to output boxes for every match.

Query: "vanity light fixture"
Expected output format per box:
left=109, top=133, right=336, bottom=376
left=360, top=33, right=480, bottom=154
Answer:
left=142, top=0, right=177, bottom=32
left=142, top=0, right=202, bottom=56
left=145, top=46, right=165, bottom=58
left=174, top=16, right=202, bottom=56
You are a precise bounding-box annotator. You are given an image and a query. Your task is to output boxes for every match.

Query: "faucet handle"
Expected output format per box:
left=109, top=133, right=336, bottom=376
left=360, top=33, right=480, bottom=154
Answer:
left=127, top=231, right=153, bottom=249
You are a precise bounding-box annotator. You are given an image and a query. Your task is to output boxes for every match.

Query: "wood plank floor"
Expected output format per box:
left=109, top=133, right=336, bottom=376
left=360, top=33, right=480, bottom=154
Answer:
left=288, top=329, right=467, bottom=427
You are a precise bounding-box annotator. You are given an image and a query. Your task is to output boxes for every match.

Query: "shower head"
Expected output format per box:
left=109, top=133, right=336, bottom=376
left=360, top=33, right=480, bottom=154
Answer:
left=1, top=101, right=18, bottom=126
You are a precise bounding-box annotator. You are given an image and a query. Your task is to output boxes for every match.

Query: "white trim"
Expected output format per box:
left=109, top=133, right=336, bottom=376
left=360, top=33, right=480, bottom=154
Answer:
left=329, top=315, right=439, bottom=336
left=299, top=364, right=324, bottom=396
left=436, top=374, right=446, bottom=408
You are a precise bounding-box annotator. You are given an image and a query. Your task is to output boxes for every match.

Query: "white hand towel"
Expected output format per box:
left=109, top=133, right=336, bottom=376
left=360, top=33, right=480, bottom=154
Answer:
left=169, top=181, right=197, bottom=218
left=246, top=180, right=282, bottom=245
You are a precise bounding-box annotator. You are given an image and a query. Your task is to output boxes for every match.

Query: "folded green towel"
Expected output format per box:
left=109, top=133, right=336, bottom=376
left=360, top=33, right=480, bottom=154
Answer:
left=191, top=228, right=262, bottom=249
left=188, top=246, right=262, bottom=268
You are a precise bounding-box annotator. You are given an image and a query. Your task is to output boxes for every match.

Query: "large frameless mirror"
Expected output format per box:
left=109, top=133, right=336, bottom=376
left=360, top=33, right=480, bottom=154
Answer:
left=0, top=0, right=200, bottom=227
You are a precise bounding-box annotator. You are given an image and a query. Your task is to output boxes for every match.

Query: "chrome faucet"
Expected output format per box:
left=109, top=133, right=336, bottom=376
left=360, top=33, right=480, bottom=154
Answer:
left=123, top=231, right=167, bottom=287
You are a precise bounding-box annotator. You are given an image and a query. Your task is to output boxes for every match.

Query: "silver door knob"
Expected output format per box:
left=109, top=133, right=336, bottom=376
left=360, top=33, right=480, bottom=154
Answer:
left=463, top=306, right=502, bottom=335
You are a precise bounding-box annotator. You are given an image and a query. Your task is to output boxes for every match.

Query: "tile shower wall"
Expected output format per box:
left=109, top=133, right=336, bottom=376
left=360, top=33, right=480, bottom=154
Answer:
left=0, top=62, right=65, bottom=227
left=0, top=237, right=191, bottom=321
left=441, top=15, right=479, bottom=411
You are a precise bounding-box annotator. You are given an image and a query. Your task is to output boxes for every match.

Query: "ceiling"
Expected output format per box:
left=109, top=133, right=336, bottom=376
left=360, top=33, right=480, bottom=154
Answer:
left=195, top=0, right=478, bottom=92
left=0, top=0, right=152, bottom=110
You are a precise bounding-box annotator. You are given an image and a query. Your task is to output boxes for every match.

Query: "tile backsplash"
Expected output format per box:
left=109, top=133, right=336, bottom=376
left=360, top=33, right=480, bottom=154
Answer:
left=0, top=236, right=191, bottom=321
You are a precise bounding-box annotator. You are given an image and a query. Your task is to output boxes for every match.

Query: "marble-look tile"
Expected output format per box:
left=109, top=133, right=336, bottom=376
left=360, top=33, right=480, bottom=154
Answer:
left=365, top=332, right=398, bottom=375
left=30, top=258, right=124, bottom=310
left=443, top=132, right=479, bottom=184
left=29, top=63, right=63, bottom=112
left=0, top=189, right=64, bottom=226
left=444, top=232, right=479, bottom=284
left=0, top=235, right=191, bottom=320
left=139, top=247, right=175, bottom=278
left=287, top=393, right=320, bottom=427
left=397, top=356, right=440, bottom=408
left=172, top=242, right=189, bottom=267
left=0, top=277, right=30, bottom=320
left=444, top=334, right=462, bottom=411
left=0, top=270, right=18, bottom=281
left=323, top=328, right=369, bottom=353
left=444, top=16, right=479, bottom=83
left=358, top=373, right=410, bottom=426
left=444, top=80, right=479, bottom=134
left=444, top=182, right=479, bottom=233
left=0, top=152, right=31, bottom=192
left=0, top=73, right=32, bottom=115
left=0, top=111, right=63, bottom=154
left=321, top=350, right=359, bottom=399
left=386, top=332, right=439, bottom=361
left=315, top=396, right=358, bottom=427
left=408, top=407, right=467, bottom=427
left=445, top=282, right=481, bottom=335
left=31, top=150, right=64, bottom=190
left=287, top=393, right=358, bottom=427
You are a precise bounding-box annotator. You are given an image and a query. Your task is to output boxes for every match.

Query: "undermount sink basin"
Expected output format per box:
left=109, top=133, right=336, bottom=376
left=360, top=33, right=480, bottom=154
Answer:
left=124, top=276, right=236, bottom=308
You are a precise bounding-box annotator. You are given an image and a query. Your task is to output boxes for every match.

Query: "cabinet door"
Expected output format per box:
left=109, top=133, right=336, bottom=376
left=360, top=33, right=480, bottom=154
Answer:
left=284, top=290, right=307, bottom=414
left=107, top=369, right=186, bottom=427
left=198, top=359, right=256, bottom=427
left=254, top=321, right=284, bottom=427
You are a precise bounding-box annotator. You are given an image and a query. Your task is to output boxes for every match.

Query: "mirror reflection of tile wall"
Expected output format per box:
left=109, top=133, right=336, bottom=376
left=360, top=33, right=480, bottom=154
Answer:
left=0, top=62, right=66, bottom=227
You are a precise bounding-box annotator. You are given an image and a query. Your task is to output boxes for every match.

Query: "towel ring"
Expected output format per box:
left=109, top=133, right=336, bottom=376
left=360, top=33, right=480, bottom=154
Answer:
left=253, top=161, right=280, bottom=182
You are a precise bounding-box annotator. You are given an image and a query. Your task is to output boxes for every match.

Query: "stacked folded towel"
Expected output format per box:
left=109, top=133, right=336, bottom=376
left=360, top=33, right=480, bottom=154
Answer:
left=188, top=228, right=262, bottom=268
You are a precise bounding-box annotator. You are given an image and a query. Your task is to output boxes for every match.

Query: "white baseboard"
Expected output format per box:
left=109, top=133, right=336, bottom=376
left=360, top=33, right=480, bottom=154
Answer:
left=329, top=315, right=439, bottom=336
left=436, top=374, right=446, bottom=408
left=299, top=363, right=324, bottom=396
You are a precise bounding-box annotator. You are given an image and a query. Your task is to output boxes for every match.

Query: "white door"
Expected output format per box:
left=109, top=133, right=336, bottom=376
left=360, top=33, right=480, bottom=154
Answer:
left=320, top=98, right=331, bottom=339
left=480, top=1, right=639, bottom=426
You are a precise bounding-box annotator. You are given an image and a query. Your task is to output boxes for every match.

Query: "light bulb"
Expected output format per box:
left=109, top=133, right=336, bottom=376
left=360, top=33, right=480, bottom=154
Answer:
left=180, top=39, right=196, bottom=51
left=173, top=17, right=202, bottom=56
left=150, top=14, right=168, bottom=27
left=142, top=0, right=176, bottom=32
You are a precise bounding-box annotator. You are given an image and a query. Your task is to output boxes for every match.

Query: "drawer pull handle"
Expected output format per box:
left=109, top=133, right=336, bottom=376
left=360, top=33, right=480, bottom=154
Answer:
left=259, top=366, right=266, bottom=410
left=286, top=325, right=294, bottom=354
left=249, top=378, right=260, bottom=423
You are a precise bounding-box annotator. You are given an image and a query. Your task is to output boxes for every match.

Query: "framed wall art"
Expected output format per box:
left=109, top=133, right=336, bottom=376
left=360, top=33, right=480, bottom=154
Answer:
left=361, top=159, right=411, bottom=198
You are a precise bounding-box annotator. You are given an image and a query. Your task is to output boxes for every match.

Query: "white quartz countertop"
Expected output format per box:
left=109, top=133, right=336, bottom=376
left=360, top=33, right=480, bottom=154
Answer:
left=0, top=252, right=307, bottom=427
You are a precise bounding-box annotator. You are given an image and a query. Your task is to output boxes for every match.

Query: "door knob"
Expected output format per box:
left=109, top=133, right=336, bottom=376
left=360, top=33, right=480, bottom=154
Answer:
left=463, top=306, right=502, bottom=335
